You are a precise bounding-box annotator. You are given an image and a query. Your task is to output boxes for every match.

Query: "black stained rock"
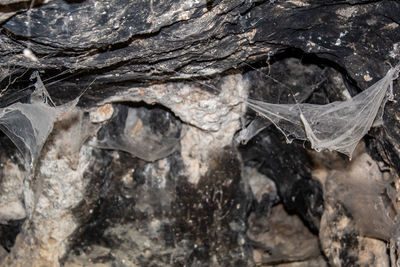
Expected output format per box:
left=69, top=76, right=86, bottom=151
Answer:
left=239, top=58, right=337, bottom=233
left=65, top=147, right=253, bottom=266
left=0, top=1, right=398, bottom=105
left=368, top=95, right=400, bottom=176
left=239, top=127, right=324, bottom=234
left=0, top=219, right=24, bottom=252
left=0, top=132, right=25, bottom=253
left=94, top=103, right=182, bottom=162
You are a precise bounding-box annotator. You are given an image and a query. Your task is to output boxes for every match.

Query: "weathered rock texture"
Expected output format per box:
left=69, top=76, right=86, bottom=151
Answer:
left=0, top=0, right=399, bottom=266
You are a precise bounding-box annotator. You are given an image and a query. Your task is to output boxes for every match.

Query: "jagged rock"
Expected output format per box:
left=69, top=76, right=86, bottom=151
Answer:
left=0, top=1, right=398, bottom=105
left=239, top=123, right=324, bottom=233
left=248, top=204, right=323, bottom=265
left=92, top=103, right=182, bottom=162
left=63, top=147, right=252, bottom=266
left=0, top=0, right=399, bottom=266
left=0, top=113, right=93, bottom=266
left=312, top=144, right=393, bottom=266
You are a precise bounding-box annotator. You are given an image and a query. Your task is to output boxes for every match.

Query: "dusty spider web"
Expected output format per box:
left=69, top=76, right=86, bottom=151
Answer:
left=237, top=63, right=400, bottom=158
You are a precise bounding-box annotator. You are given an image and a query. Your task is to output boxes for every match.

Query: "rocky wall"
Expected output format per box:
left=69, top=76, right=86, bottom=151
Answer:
left=0, top=0, right=399, bottom=266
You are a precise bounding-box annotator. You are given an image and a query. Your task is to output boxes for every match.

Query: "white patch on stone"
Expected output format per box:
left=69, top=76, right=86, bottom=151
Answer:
left=0, top=201, right=26, bottom=222
left=89, top=103, right=114, bottom=123
left=336, top=6, right=358, bottom=18
left=0, top=158, right=25, bottom=223
left=287, top=0, right=310, bottom=7
left=363, top=72, right=372, bottom=82
left=335, top=30, right=348, bottom=46
left=389, top=43, right=399, bottom=59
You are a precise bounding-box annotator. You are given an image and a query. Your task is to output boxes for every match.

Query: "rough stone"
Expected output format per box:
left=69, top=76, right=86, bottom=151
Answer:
left=97, top=74, right=246, bottom=183
left=63, top=147, right=252, bottom=267
left=248, top=204, right=322, bottom=265
left=312, top=144, right=394, bottom=266
left=0, top=112, right=93, bottom=266
left=92, top=103, right=182, bottom=162
left=0, top=154, right=25, bottom=223
left=0, top=0, right=399, bottom=266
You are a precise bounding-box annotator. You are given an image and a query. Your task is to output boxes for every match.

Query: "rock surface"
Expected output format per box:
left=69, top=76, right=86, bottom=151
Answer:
left=0, top=0, right=399, bottom=266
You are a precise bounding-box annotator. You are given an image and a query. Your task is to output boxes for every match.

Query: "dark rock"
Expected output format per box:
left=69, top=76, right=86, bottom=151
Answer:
left=65, top=147, right=253, bottom=266
left=0, top=1, right=398, bottom=105
left=0, top=133, right=25, bottom=253
left=0, top=0, right=398, bottom=266
left=94, top=103, right=182, bottom=162
left=239, top=127, right=324, bottom=234
left=239, top=58, right=335, bottom=233
left=0, top=219, right=24, bottom=252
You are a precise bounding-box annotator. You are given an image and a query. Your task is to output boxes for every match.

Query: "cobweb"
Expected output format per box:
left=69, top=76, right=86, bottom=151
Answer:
left=0, top=71, right=80, bottom=170
left=239, top=63, right=400, bottom=158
